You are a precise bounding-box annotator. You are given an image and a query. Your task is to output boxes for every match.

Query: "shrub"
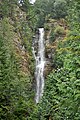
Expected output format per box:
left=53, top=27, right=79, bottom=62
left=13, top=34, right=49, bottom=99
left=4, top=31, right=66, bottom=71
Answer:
left=50, top=26, right=65, bottom=43
left=54, top=26, right=65, bottom=36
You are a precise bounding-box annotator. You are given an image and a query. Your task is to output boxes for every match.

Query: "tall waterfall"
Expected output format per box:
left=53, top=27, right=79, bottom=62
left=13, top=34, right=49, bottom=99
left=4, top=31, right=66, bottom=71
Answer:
left=32, top=28, right=45, bottom=103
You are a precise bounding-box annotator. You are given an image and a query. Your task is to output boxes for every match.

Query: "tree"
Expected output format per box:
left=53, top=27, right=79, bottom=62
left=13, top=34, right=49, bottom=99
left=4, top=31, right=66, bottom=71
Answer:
left=53, top=0, right=67, bottom=19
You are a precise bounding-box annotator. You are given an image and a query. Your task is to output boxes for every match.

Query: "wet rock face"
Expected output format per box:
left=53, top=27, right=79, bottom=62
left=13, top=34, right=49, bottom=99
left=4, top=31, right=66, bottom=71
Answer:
left=32, top=33, right=39, bottom=55
left=44, top=31, right=55, bottom=77
left=44, top=61, right=53, bottom=77
left=44, top=19, right=68, bottom=77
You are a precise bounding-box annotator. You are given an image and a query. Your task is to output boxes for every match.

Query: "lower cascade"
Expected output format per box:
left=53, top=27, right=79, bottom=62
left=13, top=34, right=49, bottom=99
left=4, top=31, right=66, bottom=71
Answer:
left=32, top=28, right=45, bottom=103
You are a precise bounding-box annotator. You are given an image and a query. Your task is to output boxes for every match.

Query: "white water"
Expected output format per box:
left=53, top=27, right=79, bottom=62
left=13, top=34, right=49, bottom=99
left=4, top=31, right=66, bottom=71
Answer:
left=32, top=28, right=45, bottom=103
left=29, top=0, right=36, bottom=4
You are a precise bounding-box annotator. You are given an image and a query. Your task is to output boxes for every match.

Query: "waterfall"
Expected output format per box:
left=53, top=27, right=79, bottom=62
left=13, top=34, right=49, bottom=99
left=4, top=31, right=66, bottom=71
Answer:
left=32, top=28, right=45, bottom=103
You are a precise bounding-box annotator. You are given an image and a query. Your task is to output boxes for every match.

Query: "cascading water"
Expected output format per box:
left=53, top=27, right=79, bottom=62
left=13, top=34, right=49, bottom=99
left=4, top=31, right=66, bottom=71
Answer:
left=32, top=28, right=45, bottom=103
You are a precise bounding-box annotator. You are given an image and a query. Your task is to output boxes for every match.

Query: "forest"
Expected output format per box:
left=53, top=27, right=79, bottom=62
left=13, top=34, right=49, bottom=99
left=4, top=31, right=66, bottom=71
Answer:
left=0, top=0, right=80, bottom=120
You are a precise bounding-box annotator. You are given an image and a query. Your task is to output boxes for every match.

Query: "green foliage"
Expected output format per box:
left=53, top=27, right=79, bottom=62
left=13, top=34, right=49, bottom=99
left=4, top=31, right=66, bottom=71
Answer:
left=30, top=0, right=80, bottom=117
left=50, top=30, right=56, bottom=42
left=32, top=36, right=80, bottom=120
left=67, top=0, right=80, bottom=34
left=0, top=17, right=35, bottom=119
left=54, top=26, right=64, bottom=36
left=53, top=0, right=67, bottom=19
left=0, top=0, right=80, bottom=119
left=0, top=1, right=35, bottom=119
left=34, top=0, right=68, bottom=27
left=0, top=0, right=17, bottom=17
left=50, top=26, right=65, bottom=42
left=44, top=22, right=51, bottom=31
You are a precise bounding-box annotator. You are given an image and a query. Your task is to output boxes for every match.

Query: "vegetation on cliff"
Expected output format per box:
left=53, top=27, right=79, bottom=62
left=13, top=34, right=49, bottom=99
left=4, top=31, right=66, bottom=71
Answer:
left=32, top=0, right=80, bottom=120
left=0, top=0, right=35, bottom=119
left=0, top=0, right=80, bottom=120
